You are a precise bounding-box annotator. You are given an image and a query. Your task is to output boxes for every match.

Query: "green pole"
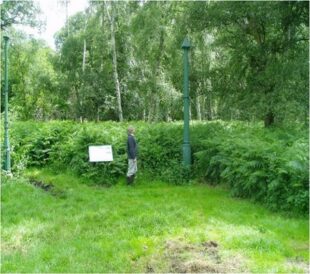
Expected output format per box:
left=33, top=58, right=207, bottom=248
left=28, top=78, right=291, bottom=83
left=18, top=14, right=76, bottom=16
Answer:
left=3, top=36, right=11, bottom=172
left=181, top=37, right=191, bottom=166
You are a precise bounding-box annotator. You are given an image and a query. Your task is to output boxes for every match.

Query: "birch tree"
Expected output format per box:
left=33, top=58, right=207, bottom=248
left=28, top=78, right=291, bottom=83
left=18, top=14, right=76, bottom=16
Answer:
left=104, top=1, right=123, bottom=122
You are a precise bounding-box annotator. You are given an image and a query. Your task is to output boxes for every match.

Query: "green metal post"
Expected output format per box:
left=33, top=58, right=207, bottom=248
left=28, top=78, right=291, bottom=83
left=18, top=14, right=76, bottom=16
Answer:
left=3, top=36, right=11, bottom=172
left=181, top=37, right=191, bottom=166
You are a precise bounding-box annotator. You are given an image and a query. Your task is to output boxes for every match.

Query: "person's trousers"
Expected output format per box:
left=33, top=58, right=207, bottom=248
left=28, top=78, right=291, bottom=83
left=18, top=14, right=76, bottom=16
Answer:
left=127, top=159, right=137, bottom=177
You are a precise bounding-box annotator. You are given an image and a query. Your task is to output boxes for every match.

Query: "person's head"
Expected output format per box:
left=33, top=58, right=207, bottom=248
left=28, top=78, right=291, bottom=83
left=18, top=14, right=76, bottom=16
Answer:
left=127, top=126, right=135, bottom=135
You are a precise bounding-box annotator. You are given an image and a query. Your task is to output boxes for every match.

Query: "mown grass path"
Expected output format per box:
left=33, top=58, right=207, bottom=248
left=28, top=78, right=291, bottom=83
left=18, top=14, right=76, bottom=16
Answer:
left=1, top=169, right=309, bottom=273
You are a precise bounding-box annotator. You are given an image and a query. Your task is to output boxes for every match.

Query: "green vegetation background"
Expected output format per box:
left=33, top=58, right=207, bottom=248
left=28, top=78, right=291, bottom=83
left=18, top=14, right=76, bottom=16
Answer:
left=8, top=120, right=309, bottom=214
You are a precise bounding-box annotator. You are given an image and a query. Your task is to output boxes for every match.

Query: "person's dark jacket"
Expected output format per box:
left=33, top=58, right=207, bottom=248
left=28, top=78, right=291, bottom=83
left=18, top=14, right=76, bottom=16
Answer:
left=127, top=134, right=137, bottom=159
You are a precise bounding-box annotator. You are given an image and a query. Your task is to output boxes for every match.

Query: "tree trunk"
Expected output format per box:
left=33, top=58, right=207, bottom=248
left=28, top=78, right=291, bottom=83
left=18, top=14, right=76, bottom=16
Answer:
left=82, top=39, right=86, bottom=72
left=73, top=86, right=83, bottom=122
left=105, top=1, right=123, bottom=122
left=148, top=26, right=165, bottom=122
left=206, top=94, right=212, bottom=120
left=66, top=1, right=69, bottom=35
left=196, top=95, right=202, bottom=121
left=147, top=98, right=154, bottom=122
left=97, top=107, right=100, bottom=122
left=143, top=109, right=146, bottom=121
left=200, top=96, right=205, bottom=120
left=264, top=111, right=275, bottom=127
left=63, top=0, right=70, bottom=36
left=154, top=29, right=164, bottom=121
left=154, top=96, right=160, bottom=121
left=263, top=83, right=276, bottom=127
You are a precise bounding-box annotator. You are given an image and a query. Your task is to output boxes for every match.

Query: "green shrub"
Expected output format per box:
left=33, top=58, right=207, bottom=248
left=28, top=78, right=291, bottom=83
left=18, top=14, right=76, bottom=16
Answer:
left=8, top=120, right=309, bottom=213
left=49, top=123, right=128, bottom=185
left=194, top=122, right=309, bottom=214
left=10, top=121, right=75, bottom=172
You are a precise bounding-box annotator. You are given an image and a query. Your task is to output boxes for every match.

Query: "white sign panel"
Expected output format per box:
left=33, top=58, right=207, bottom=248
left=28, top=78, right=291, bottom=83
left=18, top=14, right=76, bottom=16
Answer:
left=89, top=145, right=113, bottom=162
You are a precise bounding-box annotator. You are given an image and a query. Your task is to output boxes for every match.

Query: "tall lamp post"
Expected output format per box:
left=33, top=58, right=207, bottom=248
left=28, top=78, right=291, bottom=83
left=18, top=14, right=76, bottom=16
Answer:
left=3, top=36, right=11, bottom=172
left=181, top=37, right=191, bottom=166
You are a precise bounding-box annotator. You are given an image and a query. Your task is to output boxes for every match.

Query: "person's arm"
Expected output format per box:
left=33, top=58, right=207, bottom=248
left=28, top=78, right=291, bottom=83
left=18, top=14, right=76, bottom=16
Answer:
left=128, top=136, right=136, bottom=159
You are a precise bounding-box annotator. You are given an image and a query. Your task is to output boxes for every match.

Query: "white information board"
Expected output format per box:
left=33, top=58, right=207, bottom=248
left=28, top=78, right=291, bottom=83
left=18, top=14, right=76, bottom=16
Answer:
left=89, top=145, right=113, bottom=162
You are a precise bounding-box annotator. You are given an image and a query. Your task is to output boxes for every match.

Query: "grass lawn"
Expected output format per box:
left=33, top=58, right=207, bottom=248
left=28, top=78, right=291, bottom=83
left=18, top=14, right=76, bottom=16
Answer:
left=1, top=169, right=309, bottom=273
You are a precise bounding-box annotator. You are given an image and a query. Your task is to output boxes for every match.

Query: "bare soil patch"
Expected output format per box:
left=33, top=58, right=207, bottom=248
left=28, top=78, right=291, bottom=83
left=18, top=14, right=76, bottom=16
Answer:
left=145, top=238, right=245, bottom=273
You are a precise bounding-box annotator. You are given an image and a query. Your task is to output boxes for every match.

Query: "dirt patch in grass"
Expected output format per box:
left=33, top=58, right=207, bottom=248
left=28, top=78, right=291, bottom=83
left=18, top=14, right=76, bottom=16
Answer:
left=144, top=239, right=245, bottom=273
left=29, top=179, right=66, bottom=198
left=286, top=258, right=309, bottom=273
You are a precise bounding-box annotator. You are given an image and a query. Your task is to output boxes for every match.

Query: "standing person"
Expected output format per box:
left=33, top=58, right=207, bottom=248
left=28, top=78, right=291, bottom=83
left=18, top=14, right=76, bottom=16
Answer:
left=126, top=126, right=137, bottom=185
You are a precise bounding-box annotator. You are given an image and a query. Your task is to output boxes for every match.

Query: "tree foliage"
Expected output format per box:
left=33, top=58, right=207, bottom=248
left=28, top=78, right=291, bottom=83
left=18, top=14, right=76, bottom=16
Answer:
left=1, top=1, right=309, bottom=126
left=1, top=0, right=42, bottom=30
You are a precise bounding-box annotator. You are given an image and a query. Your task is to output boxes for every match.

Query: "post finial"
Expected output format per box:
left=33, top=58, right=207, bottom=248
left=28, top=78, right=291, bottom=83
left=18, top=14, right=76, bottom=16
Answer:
left=181, top=37, right=191, bottom=49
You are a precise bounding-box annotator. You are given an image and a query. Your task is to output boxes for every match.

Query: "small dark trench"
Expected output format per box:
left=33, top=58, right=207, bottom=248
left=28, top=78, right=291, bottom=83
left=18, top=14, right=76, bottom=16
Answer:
left=29, top=178, right=66, bottom=198
left=31, top=179, right=53, bottom=191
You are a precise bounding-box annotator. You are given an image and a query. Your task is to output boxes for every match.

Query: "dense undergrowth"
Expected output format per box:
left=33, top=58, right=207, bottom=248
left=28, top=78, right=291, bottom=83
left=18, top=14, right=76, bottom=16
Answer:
left=7, top=120, right=309, bottom=214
